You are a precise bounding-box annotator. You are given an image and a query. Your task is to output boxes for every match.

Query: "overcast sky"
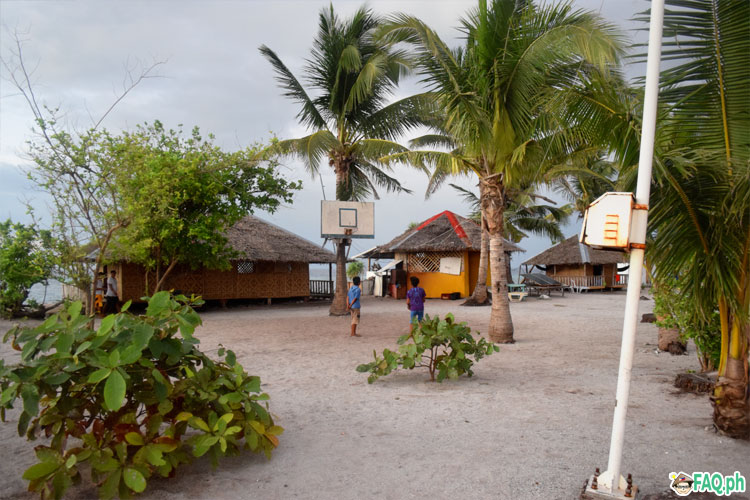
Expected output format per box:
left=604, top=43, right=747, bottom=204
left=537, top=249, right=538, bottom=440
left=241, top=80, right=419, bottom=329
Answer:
left=0, top=0, right=649, bottom=272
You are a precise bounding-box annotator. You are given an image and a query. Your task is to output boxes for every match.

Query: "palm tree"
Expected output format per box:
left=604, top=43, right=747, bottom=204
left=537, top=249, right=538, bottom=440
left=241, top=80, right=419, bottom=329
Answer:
left=640, top=0, right=749, bottom=439
left=260, top=5, right=432, bottom=315
left=379, top=0, right=623, bottom=341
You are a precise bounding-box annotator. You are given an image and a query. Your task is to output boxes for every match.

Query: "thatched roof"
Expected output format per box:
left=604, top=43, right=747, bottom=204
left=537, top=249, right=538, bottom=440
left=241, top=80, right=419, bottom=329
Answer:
left=377, top=211, right=523, bottom=254
left=88, top=215, right=336, bottom=264
left=226, top=216, right=336, bottom=263
left=523, top=235, right=627, bottom=266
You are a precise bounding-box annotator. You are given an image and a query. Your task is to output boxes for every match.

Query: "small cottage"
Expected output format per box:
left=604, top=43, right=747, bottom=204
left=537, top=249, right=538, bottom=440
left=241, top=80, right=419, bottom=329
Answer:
left=372, top=211, right=523, bottom=299
left=110, top=216, right=337, bottom=303
left=522, top=235, right=627, bottom=291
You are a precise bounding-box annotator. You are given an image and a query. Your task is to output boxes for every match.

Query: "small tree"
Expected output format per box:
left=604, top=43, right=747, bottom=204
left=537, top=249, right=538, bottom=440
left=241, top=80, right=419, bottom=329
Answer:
left=2, top=33, right=164, bottom=311
left=0, top=219, right=56, bottom=318
left=110, top=121, right=301, bottom=293
left=357, top=313, right=499, bottom=382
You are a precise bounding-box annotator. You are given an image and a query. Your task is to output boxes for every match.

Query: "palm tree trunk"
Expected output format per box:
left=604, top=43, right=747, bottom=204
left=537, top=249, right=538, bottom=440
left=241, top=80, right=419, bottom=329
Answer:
left=483, top=175, right=514, bottom=343
left=329, top=240, right=349, bottom=315
left=712, top=315, right=749, bottom=440
left=465, top=221, right=489, bottom=306
left=329, top=161, right=350, bottom=316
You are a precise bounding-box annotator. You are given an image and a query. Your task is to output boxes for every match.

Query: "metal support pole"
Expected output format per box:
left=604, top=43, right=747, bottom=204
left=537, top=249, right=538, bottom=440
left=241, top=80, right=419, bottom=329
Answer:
left=595, top=0, right=665, bottom=496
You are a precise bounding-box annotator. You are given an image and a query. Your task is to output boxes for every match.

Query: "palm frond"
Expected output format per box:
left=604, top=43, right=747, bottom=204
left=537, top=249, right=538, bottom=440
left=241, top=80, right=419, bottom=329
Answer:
left=259, top=45, right=327, bottom=130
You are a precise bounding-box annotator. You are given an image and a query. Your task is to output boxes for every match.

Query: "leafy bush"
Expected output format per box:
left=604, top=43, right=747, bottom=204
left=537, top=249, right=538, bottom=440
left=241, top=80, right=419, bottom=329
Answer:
left=356, top=313, right=499, bottom=383
left=0, top=292, right=282, bottom=499
left=0, top=219, right=56, bottom=318
left=346, top=261, right=364, bottom=279
left=652, top=276, right=720, bottom=371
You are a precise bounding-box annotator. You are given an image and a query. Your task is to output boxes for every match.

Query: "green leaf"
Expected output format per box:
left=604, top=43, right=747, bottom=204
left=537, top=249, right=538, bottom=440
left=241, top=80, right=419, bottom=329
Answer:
left=243, top=376, right=260, bottom=393
left=74, top=341, right=92, bottom=356
left=55, top=332, right=74, bottom=354
left=124, top=432, right=144, bottom=446
left=123, top=467, right=146, bottom=493
left=188, top=416, right=210, bottom=432
left=144, top=446, right=166, bottom=467
left=157, top=400, right=173, bottom=415
left=120, top=300, right=132, bottom=312
left=68, top=301, right=83, bottom=321
left=97, top=315, right=115, bottom=337
left=88, top=368, right=111, bottom=384
left=65, top=454, right=77, bottom=469
left=108, top=349, right=120, bottom=368
left=52, top=470, right=73, bottom=499
left=225, top=349, right=236, bottom=366
left=103, top=369, right=126, bottom=411
left=21, top=385, right=39, bottom=417
left=266, top=425, right=284, bottom=436
left=44, top=372, right=71, bottom=385
left=175, top=412, right=192, bottom=422
left=22, top=461, right=59, bottom=480
left=147, top=291, right=171, bottom=317
left=99, top=469, right=121, bottom=500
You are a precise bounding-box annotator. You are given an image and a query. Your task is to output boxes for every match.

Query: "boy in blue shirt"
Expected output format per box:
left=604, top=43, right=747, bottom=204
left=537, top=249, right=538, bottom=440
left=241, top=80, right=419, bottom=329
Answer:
left=406, top=276, right=426, bottom=330
left=347, top=276, right=362, bottom=337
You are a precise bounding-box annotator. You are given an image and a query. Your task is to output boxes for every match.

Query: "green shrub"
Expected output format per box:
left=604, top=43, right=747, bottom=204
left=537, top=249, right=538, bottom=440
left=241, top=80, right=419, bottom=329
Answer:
left=346, top=261, right=364, bottom=279
left=652, top=276, right=721, bottom=371
left=0, top=292, right=282, bottom=499
left=356, top=313, right=499, bottom=383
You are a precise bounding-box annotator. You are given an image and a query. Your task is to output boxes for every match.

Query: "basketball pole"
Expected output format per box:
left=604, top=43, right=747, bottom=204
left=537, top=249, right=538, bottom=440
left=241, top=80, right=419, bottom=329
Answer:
left=583, top=1, right=664, bottom=498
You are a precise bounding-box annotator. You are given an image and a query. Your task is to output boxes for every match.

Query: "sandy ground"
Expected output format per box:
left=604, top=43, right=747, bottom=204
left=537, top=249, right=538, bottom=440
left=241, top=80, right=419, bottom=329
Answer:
left=1, top=291, right=748, bottom=500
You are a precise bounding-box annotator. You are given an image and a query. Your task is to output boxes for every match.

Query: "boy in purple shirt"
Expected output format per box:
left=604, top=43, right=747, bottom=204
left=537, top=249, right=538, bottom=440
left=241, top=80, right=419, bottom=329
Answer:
left=406, top=276, right=426, bottom=330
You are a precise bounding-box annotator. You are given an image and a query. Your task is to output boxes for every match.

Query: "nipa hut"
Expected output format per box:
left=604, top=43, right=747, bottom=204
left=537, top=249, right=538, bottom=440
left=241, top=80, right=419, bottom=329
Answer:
left=111, top=216, right=337, bottom=303
left=522, top=235, right=627, bottom=291
left=373, top=211, right=523, bottom=299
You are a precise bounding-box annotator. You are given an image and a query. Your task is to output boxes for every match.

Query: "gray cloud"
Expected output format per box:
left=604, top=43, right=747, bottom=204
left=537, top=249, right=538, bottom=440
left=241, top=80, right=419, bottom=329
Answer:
left=1, top=0, right=649, bottom=270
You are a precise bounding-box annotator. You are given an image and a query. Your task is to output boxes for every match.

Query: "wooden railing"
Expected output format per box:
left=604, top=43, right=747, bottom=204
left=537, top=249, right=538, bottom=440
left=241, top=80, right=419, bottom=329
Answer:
left=552, top=275, right=604, bottom=290
left=310, top=280, right=334, bottom=296
left=613, top=274, right=628, bottom=286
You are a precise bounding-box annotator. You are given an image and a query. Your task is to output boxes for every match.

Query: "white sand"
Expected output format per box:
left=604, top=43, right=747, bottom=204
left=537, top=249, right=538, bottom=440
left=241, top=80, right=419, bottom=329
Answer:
left=1, top=292, right=748, bottom=499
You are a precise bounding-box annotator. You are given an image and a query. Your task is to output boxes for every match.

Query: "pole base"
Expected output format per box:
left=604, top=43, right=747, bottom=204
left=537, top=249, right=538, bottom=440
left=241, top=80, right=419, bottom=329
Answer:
left=581, top=476, right=639, bottom=499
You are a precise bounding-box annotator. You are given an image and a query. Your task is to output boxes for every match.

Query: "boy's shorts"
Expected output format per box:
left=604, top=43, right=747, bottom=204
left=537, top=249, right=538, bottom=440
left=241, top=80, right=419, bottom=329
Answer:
left=350, top=308, right=360, bottom=325
left=410, top=310, right=424, bottom=322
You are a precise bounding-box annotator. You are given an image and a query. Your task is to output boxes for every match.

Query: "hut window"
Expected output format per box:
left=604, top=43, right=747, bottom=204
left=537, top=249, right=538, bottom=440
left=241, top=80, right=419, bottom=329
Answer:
left=408, top=251, right=463, bottom=273
left=237, top=261, right=255, bottom=274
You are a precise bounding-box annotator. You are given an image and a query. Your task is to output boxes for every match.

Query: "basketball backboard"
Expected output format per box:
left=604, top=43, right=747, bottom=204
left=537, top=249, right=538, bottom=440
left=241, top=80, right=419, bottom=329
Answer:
left=321, top=201, right=374, bottom=239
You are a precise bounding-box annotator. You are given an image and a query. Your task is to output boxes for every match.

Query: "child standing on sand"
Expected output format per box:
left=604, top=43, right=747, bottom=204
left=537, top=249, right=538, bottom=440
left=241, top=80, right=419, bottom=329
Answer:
left=347, top=276, right=362, bottom=337
left=406, top=276, right=426, bottom=330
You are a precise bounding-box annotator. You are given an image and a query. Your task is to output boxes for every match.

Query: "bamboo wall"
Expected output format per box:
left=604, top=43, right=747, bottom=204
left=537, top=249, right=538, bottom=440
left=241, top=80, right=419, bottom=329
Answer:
left=120, top=261, right=310, bottom=302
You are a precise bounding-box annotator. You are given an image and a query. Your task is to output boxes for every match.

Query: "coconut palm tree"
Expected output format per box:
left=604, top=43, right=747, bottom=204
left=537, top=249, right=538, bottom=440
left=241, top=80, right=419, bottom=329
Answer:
left=640, top=0, right=749, bottom=439
left=379, top=0, right=623, bottom=341
left=260, top=5, right=433, bottom=315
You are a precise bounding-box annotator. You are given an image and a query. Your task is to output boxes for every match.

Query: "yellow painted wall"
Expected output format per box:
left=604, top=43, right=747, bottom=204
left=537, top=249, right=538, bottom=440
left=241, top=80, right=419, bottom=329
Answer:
left=406, top=251, right=471, bottom=299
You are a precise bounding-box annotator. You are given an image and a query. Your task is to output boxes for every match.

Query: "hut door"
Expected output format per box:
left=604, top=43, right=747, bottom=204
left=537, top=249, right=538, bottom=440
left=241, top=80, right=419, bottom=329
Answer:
left=593, top=265, right=603, bottom=276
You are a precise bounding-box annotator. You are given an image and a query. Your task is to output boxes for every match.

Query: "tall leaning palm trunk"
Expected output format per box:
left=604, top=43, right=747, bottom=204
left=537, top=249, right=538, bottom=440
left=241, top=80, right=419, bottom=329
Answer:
left=260, top=6, right=426, bottom=315
left=381, top=0, right=623, bottom=342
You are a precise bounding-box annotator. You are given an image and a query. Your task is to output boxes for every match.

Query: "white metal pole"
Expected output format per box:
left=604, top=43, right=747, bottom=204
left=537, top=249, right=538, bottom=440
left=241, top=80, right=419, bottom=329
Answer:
left=604, top=0, right=665, bottom=493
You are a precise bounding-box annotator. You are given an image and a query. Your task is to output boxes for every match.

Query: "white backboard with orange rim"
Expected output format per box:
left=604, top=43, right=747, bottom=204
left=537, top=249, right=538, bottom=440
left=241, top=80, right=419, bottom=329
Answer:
left=321, top=201, right=374, bottom=239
